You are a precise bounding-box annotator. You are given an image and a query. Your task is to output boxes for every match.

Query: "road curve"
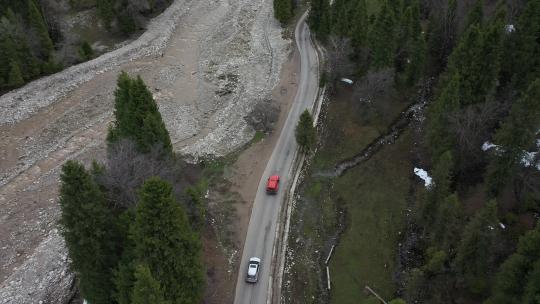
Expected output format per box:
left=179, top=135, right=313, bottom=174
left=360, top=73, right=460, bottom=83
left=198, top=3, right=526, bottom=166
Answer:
left=233, top=11, right=319, bottom=304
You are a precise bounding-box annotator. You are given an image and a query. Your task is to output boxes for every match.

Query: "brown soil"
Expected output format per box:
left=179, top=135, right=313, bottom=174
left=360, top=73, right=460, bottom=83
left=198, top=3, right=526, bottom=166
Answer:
left=202, top=44, right=300, bottom=304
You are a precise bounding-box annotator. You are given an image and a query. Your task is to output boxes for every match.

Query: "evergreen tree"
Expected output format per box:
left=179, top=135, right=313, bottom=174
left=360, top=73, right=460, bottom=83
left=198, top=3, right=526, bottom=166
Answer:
left=425, top=0, right=457, bottom=74
left=350, top=0, right=368, bottom=49
left=97, top=0, right=115, bottom=30
left=501, top=0, right=540, bottom=90
left=59, top=160, right=121, bottom=304
left=7, top=60, right=24, bottom=87
left=107, top=72, right=173, bottom=155
left=129, top=177, right=204, bottom=304
left=396, top=0, right=425, bottom=86
left=487, top=80, right=540, bottom=194
left=79, top=41, right=94, bottom=61
left=433, top=193, right=463, bottom=253
left=454, top=200, right=499, bottom=295
left=309, top=0, right=331, bottom=39
left=446, top=25, right=485, bottom=105
left=27, top=0, right=53, bottom=58
left=488, top=223, right=540, bottom=304
left=131, top=264, right=170, bottom=304
left=295, top=109, right=317, bottom=152
left=464, top=0, right=484, bottom=30
left=274, top=0, right=292, bottom=25
left=368, top=1, right=396, bottom=69
left=426, top=74, right=460, bottom=160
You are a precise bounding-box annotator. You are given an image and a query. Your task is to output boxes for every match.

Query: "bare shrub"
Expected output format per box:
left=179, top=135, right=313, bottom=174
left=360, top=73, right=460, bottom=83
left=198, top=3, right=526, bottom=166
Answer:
left=99, top=139, right=200, bottom=212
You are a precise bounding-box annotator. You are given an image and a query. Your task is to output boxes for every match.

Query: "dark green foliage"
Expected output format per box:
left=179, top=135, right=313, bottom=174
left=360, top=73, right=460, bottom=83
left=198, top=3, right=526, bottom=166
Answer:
left=432, top=194, right=463, bottom=253
left=118, top=12, right=137, bottom=35
left=454, top=200, right=499, bottom=295
left=295, top=109, right=317, bottom=152
left=368, top=1, right=396, bottom=69
left=79, top=41, right=94, bottom=61
left=464, top=0, right=483, bottom=30
left=27, top=0, right=53, bottom=58
left=7, top=60, right=24, bottom=87
left=487, top=80, right=540, bottom=194
left=129, top=177, right=204, bottom=304
left=97, top=0, right=115, bottom=29
left=59, top=160, right=121, bottom=304
left=423, top=248, right=447, bottom=275
left=131, top=264, right=170, bottom=304
left=425, top=0, right=457, bottom=74
left=500, top=0, right=540, bottom=90
left=488, top=224, right=540, bottom=304
left=395, top=0, right=425, bottom=86
left=107, top=72, right=173, bottom=155
left=274, top=0, right=292, bottom=25
left=426, top=74, right=460, bottom=160
left=350, top=0, right=368, bottom=48
left=309, top=0, right=331, bottom=39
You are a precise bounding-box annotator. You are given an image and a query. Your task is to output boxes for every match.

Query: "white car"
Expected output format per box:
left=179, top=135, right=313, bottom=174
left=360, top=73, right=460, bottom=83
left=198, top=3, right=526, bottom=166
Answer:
left=246, top=257, right=261, bottom=283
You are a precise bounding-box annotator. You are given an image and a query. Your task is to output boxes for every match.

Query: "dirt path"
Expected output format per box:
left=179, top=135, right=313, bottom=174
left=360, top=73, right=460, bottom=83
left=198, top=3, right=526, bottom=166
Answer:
left=0, top=0, right=290, bottom=301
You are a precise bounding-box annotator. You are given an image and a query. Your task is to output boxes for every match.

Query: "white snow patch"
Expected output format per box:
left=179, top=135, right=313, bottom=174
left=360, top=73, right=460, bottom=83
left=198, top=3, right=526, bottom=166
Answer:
left=505, top=24, right=515, bottom=33
left=414, top=167, right=432, bottom=188
left=340, top=78, right=353, bottom=84
left=482, top=141, right=499, bottom=151
left=521, top=151, right=540, bottom=170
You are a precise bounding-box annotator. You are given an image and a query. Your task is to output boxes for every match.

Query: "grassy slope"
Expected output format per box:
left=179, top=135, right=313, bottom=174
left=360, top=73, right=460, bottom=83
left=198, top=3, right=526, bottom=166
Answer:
left=285, top=73, right=414, bottom=303
left=330, top=130, right=411, bottom=303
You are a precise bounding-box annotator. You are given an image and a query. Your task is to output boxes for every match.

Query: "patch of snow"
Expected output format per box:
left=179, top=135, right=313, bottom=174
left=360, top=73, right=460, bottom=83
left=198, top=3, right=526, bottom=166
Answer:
left=505, top=24, right=515, bottom=33
left=482, top=141, right=499, bottom=151
left=414, top=167, right=432, bottom=188
left=521, top=151, right=540, bottom=170
left=340, top=78, right=353, bottom=84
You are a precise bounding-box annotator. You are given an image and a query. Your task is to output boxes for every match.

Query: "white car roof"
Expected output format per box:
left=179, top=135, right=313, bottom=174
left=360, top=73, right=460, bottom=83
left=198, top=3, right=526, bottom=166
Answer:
left=249, top=257, right=261, bottom=263
left=248, top=264, right=258, bottom=276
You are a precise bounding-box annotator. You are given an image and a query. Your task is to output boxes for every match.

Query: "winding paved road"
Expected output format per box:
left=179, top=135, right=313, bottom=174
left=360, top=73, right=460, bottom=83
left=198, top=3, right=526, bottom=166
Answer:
left=233, top=11, right=319, bottom=304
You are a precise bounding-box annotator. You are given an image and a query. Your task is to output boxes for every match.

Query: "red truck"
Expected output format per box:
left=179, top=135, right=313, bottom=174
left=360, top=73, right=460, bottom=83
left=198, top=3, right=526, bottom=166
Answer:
left=266, top=175, right=280, bottom=194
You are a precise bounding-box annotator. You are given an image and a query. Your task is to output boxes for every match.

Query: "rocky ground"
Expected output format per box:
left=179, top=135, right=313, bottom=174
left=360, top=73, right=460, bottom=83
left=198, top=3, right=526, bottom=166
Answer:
left=0, top=0, right=290, bottom=302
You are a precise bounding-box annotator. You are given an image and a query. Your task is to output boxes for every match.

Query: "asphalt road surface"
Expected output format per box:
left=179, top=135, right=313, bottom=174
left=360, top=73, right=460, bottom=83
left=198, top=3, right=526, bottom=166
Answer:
left=233, top=10, right=319, bottom=304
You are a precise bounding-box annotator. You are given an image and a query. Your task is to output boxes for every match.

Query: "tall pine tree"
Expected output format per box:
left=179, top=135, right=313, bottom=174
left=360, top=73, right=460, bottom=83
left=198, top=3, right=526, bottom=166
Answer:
left=59, top=160, right=121, bottom=304
left=27, top=0, right=53, bottom=58
left=487, top=80, right=540, bottom=195
left=368, top=1, right=396, bottom=69
left=454, top=200, right=499, bottom=295
left=107, top=72, right=173, bottom=155
left=128, top=177, right=204, bottom=304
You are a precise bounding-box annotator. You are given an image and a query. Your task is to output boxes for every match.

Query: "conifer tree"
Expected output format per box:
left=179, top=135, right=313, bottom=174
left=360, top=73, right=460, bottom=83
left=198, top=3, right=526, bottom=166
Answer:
left=368, top=1, right=396, bottom=69
left=433, top=194, right=463, bottom=253
left=97, top=0, right=115, bottom=30
left=464, top=0, right=483, bottom=30
left=426, top=74, right=460, bottom=160
left=309, top=0, right=331, bottom=39
left=131, top=264, right=170, bottom=304
left=59, top=160, right=121, bottom=304
left=454, top=200, right=499, bottom=295
left=350, top=0, right=368, bottom=48
left=129, top=177, right=204, bottom=304
left=295, top=109, right=317, bottom=152
left=274, top=0, right=292, bottom=25
left=7, top=60, right=24, bottom=87
left=27, top=0, right=53, bottom=58
left=425, top=0, right=457, bottom=73
left=488, top=223, right=540, bottom=304
left=501, top=0, right=540, bottom=90
left=107, top=72, right=173, bottom=155
left=487, top=80, right=540, bottom=194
